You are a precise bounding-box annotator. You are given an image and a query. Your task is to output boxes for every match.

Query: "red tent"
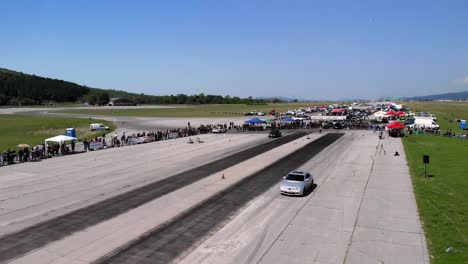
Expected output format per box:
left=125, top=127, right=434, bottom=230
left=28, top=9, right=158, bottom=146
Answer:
left=331, top=109, right=345, bottom=113
left=386, top=111, right=396, bottom=116
left=386, top=121, right=405, bottom=129
left=395, top=111, right=406, bottom=116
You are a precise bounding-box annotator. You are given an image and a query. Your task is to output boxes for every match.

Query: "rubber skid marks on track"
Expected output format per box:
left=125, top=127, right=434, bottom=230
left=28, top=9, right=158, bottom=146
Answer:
left=0, top=133, right=306, bottom=264
left=96, top=133, right=344, bottom=264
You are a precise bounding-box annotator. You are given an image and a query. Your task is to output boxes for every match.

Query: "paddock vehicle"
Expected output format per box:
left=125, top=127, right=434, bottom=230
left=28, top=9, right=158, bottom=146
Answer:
left=333, top=122, right=345, bottom=129
left=268, top=129, right=282, bottom=138
left=197, top=126, right=211, bottom=134
left=280, top=171, right=314, bottom=196
left=409, top=118, right=440, bottom=129
left=90, top=123, right=110, bottom=131
left=212, top=127, right=227, bottom=133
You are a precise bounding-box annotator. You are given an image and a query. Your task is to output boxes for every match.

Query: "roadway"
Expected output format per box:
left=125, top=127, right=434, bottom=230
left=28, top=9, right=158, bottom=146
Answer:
left=0, top=123, right=429, bottom=264
left=178, top=132, right=429, bottom=264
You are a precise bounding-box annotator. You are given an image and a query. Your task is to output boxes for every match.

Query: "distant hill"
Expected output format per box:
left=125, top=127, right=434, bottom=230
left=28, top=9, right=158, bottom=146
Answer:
left=0, top=68, right=90, bottom=105
left=0, top=68, right=263, bottom=105
left=406, top=91, right=468, bottom=101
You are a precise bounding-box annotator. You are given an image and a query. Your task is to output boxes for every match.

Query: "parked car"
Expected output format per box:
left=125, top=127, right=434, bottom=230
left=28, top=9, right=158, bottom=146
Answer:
left=90, top=123, right=110, bottom=131
left=212, top=126, right=227, bottom=133
left=268, top=129, right=282, bottom=138
left=280, top=171, right=314, bottom=196
left=333, top=122, right=345, bottom=129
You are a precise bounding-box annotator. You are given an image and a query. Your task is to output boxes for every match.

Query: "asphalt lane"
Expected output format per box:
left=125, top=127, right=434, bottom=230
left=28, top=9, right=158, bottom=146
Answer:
left=94, top=133, right=343, bottom=264
left=0, top=133, right=305, bottom=264
left=177, top=132, right=428, bottom=264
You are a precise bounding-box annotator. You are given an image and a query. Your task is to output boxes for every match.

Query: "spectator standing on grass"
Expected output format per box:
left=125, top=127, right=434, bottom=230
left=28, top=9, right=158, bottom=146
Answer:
left=23, top=148, right=29, bottom=162
left=60, top=144, right=66, bottom=155
left=7, top=150, right=15, bottom=164
left=47, top=145, right=52, bottom=157
left=121, top=133, right=126, bottom=146
left=83, top=139, right=88, bottom=151
left=18, top=149, right=23, bottom=163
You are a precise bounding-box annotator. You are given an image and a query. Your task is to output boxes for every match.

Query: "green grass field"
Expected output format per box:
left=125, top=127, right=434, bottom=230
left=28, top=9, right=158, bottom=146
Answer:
left=403, top=135, right=468, bottom=264
left=405, top=101, right=468, bottom=133
left=0, top=115, right=116, bottom=151
left=402, top=101, right=468, bottom=263
left=53, top=103, right=337, bottom=117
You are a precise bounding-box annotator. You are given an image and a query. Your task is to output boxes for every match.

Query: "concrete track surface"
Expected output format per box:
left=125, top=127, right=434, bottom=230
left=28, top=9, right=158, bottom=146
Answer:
left=1, top=131, right=429, bottom=264
left=0, top=133, right=304, bottom=263
left=179, top=132, right=429, bottom=264
left=94, top=133, right=343, bottom=264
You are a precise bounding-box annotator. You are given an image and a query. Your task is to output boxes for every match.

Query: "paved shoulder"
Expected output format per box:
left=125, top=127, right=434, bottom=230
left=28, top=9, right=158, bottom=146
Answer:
left=344, top=136, right=429, bottom=264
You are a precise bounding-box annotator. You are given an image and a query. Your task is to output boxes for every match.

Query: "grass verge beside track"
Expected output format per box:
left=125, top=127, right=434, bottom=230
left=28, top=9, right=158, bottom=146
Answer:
left=0, top=115, right=116, bottom=150
left=403, top=135, right=468, bottom=264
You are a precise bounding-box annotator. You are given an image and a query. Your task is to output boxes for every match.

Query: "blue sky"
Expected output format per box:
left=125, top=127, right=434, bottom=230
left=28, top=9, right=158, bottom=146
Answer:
left=2, top=0, right=468, bottom=100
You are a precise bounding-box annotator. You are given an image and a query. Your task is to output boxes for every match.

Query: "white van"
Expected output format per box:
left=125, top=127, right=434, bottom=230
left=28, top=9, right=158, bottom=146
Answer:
left=90, top=123, right=110, bottom=131
left=411, top=118, right=439, bottom=129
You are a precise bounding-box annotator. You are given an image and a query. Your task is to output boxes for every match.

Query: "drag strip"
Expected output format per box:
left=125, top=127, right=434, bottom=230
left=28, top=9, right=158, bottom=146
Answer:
left=0, top=133, right=306, bottom=263
left=95, top=133, right=343, bottom=264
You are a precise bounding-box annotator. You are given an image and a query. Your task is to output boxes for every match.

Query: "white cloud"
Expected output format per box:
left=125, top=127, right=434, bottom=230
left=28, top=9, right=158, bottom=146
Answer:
left=464, top=76, right=468, bottom=84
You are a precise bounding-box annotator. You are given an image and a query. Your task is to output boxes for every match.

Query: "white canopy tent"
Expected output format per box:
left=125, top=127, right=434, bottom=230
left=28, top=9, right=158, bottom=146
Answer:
left=369, top=111, right=388, bottom=121
left=45, top=135, right=77, bottom=145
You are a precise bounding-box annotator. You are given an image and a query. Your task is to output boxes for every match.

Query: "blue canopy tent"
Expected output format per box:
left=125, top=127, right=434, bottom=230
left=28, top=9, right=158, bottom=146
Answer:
left=245, top=117, right=266, bottom=124
left=280, top=117, right=295, bottom=122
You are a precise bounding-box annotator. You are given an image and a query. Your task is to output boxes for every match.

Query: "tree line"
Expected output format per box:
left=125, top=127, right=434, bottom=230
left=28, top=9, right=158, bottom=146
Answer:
left=100, top=91, right=265, bottom=105
left=0, top=68, right=273, bottom=106
left=0, top=68, right=90, bottom=105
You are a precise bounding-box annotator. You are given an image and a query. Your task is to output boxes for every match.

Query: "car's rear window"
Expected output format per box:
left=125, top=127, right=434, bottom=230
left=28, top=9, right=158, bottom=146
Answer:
left=286, top=174, right=304, bottom=181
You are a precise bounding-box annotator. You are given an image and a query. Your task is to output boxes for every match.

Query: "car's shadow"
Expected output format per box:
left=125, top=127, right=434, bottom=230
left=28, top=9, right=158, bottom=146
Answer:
left=303, top=183, right=318, bottom=196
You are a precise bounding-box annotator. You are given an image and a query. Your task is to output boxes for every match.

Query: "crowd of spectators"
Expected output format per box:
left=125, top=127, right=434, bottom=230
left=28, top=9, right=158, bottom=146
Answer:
left=0, top=123, right=235, bottom=167
left=407, top=127, right=468, bottom=139
left=1, top=145, right=45, bottom=166
left=2, top=116, right=465, bottom=167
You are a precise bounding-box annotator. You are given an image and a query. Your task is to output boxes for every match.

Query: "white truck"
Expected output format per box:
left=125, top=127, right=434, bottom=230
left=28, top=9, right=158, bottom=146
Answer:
left=90, top=123, right=110, bottom=131
left=411, top=118, right=439, bottom=129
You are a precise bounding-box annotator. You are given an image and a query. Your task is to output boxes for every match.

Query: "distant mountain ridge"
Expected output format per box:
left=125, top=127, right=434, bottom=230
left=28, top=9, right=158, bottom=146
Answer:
left=406, top=90, right=468, bottom=100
